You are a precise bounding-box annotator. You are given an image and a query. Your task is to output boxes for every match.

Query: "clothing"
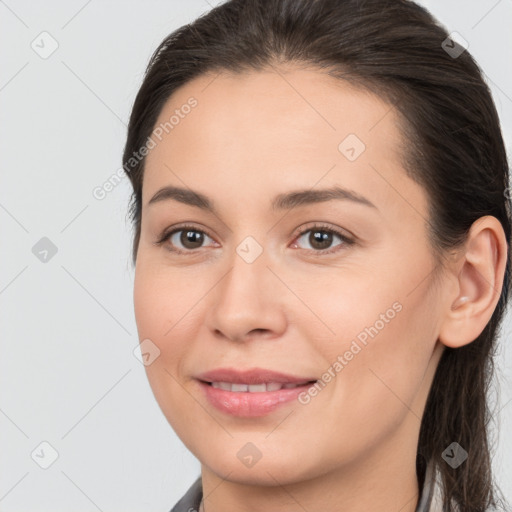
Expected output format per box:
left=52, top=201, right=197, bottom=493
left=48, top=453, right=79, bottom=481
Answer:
left=169, top=457, right=447, bottom=512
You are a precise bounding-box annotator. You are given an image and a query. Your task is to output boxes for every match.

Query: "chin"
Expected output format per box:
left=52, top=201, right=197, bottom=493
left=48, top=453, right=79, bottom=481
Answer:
left=199, top=444, right=324, bottom=486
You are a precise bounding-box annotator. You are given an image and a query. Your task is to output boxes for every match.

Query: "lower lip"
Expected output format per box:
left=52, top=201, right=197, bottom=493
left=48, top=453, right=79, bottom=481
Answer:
left=197, top=380, right=317, bottom=417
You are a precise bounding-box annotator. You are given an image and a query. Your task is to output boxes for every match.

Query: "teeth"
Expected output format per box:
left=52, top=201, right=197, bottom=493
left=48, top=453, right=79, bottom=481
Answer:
left=210, top=381, right=306, bottom=392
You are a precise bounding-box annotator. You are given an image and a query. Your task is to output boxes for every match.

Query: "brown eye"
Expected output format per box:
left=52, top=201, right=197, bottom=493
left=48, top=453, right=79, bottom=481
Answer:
left=292, top=224, right=354, bottom=255
left=155, top=225, right=216, bottom=254
left=177, top=229, right=205, bottom=250
left=306, top=230, right=335, bottom=250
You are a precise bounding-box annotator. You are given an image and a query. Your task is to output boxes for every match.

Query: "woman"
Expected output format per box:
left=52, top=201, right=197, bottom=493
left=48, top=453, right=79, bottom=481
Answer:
left=122, top=0, right=511, bottom=510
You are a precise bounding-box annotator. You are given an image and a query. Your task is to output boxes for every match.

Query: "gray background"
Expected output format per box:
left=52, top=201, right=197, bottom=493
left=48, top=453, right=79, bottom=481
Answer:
left=1, top=0, right=511, bottom=510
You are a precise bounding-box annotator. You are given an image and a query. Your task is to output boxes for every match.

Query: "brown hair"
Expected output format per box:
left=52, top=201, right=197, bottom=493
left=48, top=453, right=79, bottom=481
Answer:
left=122, top=1, right=512, bottom=510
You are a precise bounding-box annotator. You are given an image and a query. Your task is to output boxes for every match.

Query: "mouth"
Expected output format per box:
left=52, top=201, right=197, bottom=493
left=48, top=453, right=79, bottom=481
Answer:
left=194, top=367, right=319, bottom=416
left=200, top=380, right=317, bottom=392
left=195, top=371, right=319, bottom=417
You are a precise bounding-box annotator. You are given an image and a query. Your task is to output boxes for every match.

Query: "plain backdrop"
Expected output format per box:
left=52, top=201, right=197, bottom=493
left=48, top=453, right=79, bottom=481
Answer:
left=1, top=0, right=511, bottom=510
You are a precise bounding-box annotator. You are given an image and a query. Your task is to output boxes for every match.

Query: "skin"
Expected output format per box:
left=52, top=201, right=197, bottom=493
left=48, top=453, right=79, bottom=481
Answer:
left=133, top=64, right=507, bottom=512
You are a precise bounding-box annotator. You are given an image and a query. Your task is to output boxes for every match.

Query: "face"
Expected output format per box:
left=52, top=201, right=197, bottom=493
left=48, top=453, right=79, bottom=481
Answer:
left=133, top=65, right=446, bottom=485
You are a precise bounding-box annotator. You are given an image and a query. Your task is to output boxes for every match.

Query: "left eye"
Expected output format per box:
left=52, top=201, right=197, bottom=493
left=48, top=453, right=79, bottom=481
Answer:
left=292, top=226, right=353, bottom=254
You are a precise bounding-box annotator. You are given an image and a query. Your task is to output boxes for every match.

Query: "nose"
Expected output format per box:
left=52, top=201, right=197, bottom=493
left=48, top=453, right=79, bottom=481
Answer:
left=205, top=246, right=287, bottom=343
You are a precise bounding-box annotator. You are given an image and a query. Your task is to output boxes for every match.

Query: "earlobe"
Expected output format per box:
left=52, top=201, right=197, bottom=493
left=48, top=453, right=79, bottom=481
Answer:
left=439, top=216, right=508, bottom=349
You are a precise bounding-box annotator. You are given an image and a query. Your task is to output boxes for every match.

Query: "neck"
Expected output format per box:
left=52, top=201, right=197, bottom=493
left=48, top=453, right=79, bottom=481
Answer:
left=198, top=414, right=422, bottom=512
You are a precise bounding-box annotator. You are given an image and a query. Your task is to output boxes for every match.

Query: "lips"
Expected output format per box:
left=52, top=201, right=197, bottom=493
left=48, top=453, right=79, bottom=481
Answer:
left=195, top=367, right=318, bottom=417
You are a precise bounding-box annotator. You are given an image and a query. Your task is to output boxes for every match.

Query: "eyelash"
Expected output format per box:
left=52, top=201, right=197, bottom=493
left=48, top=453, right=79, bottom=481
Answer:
left=154, top=222, right=355, bottom=256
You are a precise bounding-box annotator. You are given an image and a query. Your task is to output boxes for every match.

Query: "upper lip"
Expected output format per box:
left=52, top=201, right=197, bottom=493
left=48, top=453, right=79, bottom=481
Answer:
left=196, top=367, right=318, bottom=385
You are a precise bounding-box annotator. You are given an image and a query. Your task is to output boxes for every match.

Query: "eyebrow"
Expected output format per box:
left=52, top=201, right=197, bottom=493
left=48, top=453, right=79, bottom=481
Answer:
left=147, top=185, right=377, bottom=212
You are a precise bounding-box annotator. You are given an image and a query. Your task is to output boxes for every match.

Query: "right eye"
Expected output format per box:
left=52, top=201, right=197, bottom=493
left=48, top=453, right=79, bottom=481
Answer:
left=154, top=224, right=217, bottom=254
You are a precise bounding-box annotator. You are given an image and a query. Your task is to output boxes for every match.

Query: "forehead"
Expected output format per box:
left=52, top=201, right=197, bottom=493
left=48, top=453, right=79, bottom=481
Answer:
left=142, top=65, right=421, bottom=220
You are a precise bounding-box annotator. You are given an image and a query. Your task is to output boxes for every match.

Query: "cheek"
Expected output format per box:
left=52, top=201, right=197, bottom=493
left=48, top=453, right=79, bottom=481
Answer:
left=133, top=266, right=197, bottom=427
left=133, top=264, right=193, bottom=382
left=305, top=254, right=438, bottom=424
left=133, top=268, right=165, bottom=344
left=134, top=261, right=191, bottom=341
left=300, top=303, right=432, bottom=469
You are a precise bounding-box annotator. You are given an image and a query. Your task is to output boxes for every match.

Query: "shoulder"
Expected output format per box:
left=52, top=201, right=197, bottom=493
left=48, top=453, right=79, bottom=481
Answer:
left=169, top=476, right=202, bottom=512
left=420, top=460, right=460, bottom=512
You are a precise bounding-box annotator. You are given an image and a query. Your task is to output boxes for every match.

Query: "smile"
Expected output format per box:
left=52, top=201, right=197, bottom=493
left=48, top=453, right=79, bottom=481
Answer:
left=208, top=381, right=315, bottom=392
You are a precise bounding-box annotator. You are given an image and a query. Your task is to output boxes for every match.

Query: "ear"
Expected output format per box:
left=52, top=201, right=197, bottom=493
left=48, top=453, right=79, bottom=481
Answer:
left=438, top=215, right=508, bottom=349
